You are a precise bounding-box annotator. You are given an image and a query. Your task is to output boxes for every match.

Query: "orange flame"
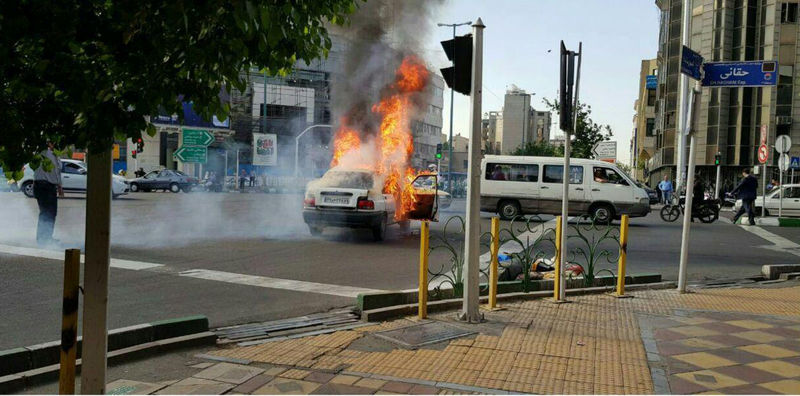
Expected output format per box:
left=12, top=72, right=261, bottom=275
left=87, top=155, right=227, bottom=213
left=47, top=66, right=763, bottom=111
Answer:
left=329, top=55, right=430, bottom=220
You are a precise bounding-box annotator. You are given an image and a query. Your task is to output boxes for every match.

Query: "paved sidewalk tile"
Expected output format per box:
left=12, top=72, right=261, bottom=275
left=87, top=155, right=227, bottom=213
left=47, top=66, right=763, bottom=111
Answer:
left=193, top=362, right=264, bottom=384
left=155, top=377, right=234, bottom=395
left=253, top=378, right=321, bottom=394
left=105, top=379, right=166, bottom=395
left=231, top=375, right=275, bottom=394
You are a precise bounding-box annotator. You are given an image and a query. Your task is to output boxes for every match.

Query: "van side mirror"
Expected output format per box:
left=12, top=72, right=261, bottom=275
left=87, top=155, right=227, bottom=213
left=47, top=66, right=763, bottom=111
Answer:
left=78, top=168, right=87, bottom=175
left=405, top=174, right=439, bottom=221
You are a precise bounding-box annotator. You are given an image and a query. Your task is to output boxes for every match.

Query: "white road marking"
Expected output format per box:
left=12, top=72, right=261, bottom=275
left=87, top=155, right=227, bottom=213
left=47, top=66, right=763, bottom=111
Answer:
left=0, top=243, right=163, bottom=270
left=178, top=269, right=382, bottom=298
left=739, top=226, right=800, bottom=257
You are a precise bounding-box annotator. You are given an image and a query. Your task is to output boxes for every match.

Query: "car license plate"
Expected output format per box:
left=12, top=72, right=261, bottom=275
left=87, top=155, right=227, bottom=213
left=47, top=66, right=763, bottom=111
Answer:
left=323, top=197, right=350, bottom=205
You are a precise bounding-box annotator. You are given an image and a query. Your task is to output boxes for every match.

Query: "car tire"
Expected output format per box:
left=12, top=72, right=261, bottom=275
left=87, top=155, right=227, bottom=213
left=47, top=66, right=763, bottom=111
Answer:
left=169, top=183, right=180, bottom=193
left=372, top=214, right=388, bottom=241
left=590, top=203, right=614, bottom=224
left=308, top=225, right=323, bottom=236
left=498, top=200, right=521, bottom=220
left=755, top=208, right=769, bottom=217
left=129, top=183, right=139, bottom=192
left=22, top=181, right=34, bottom=198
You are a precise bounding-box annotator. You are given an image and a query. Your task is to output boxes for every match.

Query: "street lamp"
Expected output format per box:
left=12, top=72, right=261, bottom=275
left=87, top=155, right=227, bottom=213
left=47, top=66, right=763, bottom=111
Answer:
left=438, top=21, right=471, bottom=193
left=294, top=124, right=332, bottom=177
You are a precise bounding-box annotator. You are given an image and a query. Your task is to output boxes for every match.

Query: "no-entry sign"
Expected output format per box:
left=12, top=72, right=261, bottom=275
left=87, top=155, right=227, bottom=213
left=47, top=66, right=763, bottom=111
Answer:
left=758, top=144, right=769, bottom=164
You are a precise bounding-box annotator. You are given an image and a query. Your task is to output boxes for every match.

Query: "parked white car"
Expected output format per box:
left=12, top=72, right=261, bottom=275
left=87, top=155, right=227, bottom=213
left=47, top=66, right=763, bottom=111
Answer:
left=18, top=159, right=129, bottom=199
left=480, top=155, right=651, bottom=222
left=734, top=184, right=800, bottom=217
left=302, top=168, right=448, bottom=241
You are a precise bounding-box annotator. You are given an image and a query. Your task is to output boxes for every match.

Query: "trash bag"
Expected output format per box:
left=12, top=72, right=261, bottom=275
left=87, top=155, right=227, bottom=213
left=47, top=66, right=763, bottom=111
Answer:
left=499, top=260, right=523, bottom=282
left=535, top=258, right=555, bottom=272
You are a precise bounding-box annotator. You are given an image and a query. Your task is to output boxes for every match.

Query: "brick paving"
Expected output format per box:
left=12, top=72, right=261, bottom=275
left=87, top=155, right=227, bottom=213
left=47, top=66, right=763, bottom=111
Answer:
left=103, top=283, right=800, bottom=395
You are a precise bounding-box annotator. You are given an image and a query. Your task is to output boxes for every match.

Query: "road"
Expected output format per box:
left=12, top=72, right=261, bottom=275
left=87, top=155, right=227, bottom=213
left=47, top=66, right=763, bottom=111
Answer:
left=1, top=191, right=799, bottom=350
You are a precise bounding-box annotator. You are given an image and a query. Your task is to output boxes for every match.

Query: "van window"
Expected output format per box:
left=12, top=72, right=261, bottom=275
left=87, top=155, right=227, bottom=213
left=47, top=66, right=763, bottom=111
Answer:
left=485, top=163, right=538, bottom=182
left=592, top=167, right=628, bottom=185
left=543, top=165, right=583, bottom=184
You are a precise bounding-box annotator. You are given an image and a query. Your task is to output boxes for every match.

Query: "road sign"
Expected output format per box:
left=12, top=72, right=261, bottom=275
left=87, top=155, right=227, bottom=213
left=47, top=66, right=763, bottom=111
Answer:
left=760, top=125, right=768, bottom=145
left=790, top=156, right=800, bottom=170
left=681, top=46, right=704, bottom=80
left=758, top=144, right=769, bottom=164
left=775, top=135, right=792, bottom=154
left=592, top=141, right=617, bottom=160
left=701, top=61, right=778, bottom=87
left=646, top=75, right=657, bottom=89
left=174, top=145, right=207, bottom=163
left=182, top=128, right=214, bottom=146
left=779, top=154, right=791, bottom=171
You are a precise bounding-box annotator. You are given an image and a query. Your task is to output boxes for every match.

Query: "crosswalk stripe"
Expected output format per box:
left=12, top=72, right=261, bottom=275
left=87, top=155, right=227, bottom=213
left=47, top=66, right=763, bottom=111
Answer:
left=0, top=243, right=163, bottom=270
left=178, top=269, right=381, bottom=298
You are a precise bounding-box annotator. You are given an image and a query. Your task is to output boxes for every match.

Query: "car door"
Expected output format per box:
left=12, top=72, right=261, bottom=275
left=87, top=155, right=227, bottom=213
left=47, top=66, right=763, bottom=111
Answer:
left=540, top=164, right=585, bottom=215
left=157, top=170, right=175, bottom=189
left=589, top=166, right=633, bottom=209
left=778, top=187, right=800, bottom=216
left=61, top=162, right=87, bottom=191
left=142, top=171, right=159, bottom=189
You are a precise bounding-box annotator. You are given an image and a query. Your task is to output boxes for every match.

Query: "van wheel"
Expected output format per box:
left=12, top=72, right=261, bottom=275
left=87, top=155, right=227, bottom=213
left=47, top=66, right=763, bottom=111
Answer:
left=498, top=200, right=521, bottom=220
left=372, top=214, right=388, bottom=241
left=590, top=204, right=614, bottom=224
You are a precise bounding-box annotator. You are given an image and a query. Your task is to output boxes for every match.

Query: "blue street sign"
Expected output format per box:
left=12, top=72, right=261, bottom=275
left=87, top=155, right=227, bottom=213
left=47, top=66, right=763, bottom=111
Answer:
left=791, top=156, right=800, bottom=170
left=681, top=46, right=704, bottom=80
left=646, top=75, right=657, bottom=90
left=702, top=61, right=778, bottom=87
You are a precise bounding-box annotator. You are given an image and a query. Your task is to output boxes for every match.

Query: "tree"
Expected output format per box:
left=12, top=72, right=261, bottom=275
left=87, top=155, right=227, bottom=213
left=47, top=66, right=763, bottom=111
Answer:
left=542, top=98, right=613, bottom=159
left=511, top=141, right=564, bottom=157
left=0, top=0, right=360, bottom=175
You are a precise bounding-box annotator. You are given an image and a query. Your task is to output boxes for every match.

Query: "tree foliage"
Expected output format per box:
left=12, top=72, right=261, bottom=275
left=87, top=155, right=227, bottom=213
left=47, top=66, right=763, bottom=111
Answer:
left=511, top=141, right=563, bottom=157
left=0, top=0, right=361, bottom=176
left=542, top=98, right=613, bottom=159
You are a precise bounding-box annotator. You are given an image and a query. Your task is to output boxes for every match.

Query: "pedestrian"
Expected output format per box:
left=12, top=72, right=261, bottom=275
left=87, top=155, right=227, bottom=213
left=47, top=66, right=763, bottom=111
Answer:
left=731, top=168, right=758, bottom=225
left=658, top=175, right=673, bottom=204
left=239, top=169, right=246, bottom=189
left=249, top=169, right=256, bottom=187
left=33, top=141, right=64, bottom=247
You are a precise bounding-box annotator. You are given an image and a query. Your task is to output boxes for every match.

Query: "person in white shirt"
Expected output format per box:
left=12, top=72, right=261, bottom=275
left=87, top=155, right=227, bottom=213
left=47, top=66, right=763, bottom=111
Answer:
left=33, top=141, right=64, bottom=246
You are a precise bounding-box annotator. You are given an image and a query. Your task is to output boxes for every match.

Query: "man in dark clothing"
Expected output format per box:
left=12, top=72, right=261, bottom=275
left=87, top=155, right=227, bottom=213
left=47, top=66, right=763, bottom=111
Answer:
left=33, top=141, right=64, bottom=246
left=731, top=168, right=758, bottom=225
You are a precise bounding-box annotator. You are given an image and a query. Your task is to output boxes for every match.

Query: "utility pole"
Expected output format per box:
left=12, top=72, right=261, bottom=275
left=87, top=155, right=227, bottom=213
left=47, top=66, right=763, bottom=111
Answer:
left=675, top=0, right=693, bottom=196
left=438, top=21, right=471, bottom=194
left=459, top=17, right=484, bottom=324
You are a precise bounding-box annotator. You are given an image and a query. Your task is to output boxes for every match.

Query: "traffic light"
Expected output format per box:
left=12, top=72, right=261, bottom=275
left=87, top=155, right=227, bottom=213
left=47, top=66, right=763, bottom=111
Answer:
left=136, top=138, right=144, bottom=153
left=714, top=152, right=721, bottom=166
left=436, top=143, right=443, bottom=159
left=559, top=41, right=576, bottom=132
left=131, top=150, right=137, bottom=159
left=440, top=34, right=473, bottom=95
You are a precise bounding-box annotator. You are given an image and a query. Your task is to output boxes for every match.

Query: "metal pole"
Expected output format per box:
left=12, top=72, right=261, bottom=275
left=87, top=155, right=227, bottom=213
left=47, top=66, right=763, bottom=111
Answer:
left=614, top=215, right=630, bottom=297
left=224, top=149, right=228, bottom=191
left=489, top=217, right=500, bottom=309
left=294, top=124, right=332, bottom=177
left=81, top=149, right=112, bottom=394
left=676, top=0, right=693, bottom=196
left=779, top=166, right=784, bottom=218
left=448, top=25, right=456, bottom=194
left=418, top=221, right=429, bottom=319
left=715, top=163, right=722, bottom=200
left=263, top=70, right=268, bottom=134
left=677, top=82, right=700, bottom=294
left=459, top=17, right=484, bottom=323
left=59, top=249, right=80, bottom=395
left=553, top=216, right=563, bottom=301
left=235, top=148, right=240, bottom=191
left=762, top=163, right=767, bottom=218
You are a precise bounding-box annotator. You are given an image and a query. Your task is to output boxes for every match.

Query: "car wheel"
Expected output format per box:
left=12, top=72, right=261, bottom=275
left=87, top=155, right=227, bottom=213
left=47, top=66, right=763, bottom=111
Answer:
left=755, top=208, right=769, bottom=217
left=169, top=183, right=180, bottom=193
left=308, top=225, right=323, bottom=236
left=372, top=214, right=388, bottom=241
left=498, top=200, right=521, bottom=220
left=590, top=204, right=614, bottom=224
left=22, top=181, right=34, bottom=198
left=129, top=183, right=139, bottom=192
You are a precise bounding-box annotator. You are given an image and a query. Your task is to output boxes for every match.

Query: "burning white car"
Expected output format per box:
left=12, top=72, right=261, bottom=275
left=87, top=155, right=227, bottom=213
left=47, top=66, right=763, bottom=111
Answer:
left=303, top=168, right=449, bottom=241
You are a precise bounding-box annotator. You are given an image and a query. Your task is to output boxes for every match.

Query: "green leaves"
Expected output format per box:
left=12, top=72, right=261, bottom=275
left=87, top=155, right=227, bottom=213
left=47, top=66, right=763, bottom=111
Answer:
left=543, top=98, right=613, bottom=159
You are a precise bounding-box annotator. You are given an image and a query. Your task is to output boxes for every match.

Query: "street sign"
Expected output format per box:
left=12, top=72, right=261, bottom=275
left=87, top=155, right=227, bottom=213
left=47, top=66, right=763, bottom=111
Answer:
left=790, top=156, right=800, bottom=170
left=182, top=128, right=214, bottom=146
left=645, top=75, right=657, bottom=89
left=681, top=46, right=704, bottom=80
left=775, top=135, right=792, bottom=154
left=592, top=141, right=617, bottom=160
left=779, top=154, right=791, bottom=172
left=701, top=61, right=778, bottom=87
left=758, top=144, right=769, bottom=164
left=760, top=125, right=768, bottom=145
left=174, top=145, right=207, bottom=163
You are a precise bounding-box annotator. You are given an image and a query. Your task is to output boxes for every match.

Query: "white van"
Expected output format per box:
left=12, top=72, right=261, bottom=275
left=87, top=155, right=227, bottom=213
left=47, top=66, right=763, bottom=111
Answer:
left=480, top=155, right=651, bottom=222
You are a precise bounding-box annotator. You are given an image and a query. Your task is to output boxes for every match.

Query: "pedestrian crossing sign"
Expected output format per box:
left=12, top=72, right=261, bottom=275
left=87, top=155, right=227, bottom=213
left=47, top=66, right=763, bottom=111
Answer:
left=791, top=156, right=800, bottom=170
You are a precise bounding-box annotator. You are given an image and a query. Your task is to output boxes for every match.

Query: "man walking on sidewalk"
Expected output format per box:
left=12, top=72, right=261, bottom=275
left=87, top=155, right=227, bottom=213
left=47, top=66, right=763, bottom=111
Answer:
left=33, top=141, right=64, bottom=247
left=658, top=175, right=673, bottom=204
left=731, top=168, right=758, bottom=225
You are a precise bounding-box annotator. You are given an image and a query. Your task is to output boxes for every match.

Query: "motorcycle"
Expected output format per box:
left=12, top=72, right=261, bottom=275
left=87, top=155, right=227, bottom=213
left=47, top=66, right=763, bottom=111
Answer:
left=660, top=194, right=720, bottom=223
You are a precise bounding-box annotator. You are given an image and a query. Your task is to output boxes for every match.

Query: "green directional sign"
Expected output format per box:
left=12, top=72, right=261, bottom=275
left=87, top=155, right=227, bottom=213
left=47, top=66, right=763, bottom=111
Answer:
left=182, top=128, right=214, bottom=146
left=174, top=145, right=207, bottom=163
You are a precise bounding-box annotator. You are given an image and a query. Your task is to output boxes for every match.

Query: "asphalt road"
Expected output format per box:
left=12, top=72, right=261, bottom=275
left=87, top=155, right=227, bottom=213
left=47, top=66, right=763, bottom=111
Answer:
left=1, top=190, right=799, bottom=350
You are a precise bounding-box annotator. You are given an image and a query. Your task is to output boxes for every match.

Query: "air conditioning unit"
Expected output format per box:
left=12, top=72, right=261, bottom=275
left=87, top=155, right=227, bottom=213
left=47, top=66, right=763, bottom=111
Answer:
left=776, top=116, right=793, bottom=125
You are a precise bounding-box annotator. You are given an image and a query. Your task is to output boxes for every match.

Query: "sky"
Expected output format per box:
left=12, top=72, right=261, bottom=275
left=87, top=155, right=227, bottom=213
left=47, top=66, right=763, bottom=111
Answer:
left=420, top=0, right=661, bottom=165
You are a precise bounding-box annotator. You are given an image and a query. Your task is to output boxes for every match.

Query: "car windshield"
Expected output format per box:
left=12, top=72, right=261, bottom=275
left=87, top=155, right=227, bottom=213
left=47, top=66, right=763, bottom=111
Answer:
left=324, top=172, right=374, bottom=189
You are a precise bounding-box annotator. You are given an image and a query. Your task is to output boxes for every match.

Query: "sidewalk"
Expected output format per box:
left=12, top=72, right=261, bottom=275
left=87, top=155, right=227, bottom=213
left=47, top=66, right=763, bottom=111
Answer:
left=103, top=282, right=800, bottom=394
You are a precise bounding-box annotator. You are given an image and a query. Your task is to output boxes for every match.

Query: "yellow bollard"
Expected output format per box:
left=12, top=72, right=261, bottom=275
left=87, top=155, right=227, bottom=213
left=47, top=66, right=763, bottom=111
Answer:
left=553, top=216, right=562, bottom=302
left=59, top=249, right=81, bottom=395
left=489, top=217, right=500, bottom=309
left=614, top=215, right=632, bottom=298
left=418, top=220, right=430, bottom=319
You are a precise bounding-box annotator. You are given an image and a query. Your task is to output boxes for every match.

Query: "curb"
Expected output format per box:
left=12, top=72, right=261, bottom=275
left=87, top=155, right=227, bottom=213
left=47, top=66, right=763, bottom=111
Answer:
left=762, top=264, right=800, bottom=280
left=0, top=315, right=213, bottom=391
left=361, top=281, right=677, bottom=322
left=357, top=273, right=662, bottom=312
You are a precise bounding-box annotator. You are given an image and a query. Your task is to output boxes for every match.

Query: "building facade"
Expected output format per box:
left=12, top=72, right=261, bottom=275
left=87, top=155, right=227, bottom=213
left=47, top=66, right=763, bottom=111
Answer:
left=652, top=0, right=800, bottom=189
left=411, top=74, right=445, bottom=169
left=631, top=59, right=659, bottom=182
left=482, top=87, right=551, bottom=155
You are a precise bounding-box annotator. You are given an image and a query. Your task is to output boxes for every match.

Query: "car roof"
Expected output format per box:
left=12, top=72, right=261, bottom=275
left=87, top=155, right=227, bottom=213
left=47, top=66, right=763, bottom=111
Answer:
left=483, top=155, right=618, bottom=167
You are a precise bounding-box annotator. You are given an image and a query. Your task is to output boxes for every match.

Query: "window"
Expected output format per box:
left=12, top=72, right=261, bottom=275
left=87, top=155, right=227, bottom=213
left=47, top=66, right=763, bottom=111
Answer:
left=646, top=89, right=656, bottom=106
left=592, top=167, right=629, bottom=185
left=646, top=118, right=655, bottom=137
left=63, top=163, right=84, bottom=175
left=543, top=165, right=583, bottom=184
left=144, top=172, right=159, bottom=179
left=781, top=3, right=798, bottom=23
left=485, top=163, right=539, bottom=182
left=774, top=187, right=800, bottom=199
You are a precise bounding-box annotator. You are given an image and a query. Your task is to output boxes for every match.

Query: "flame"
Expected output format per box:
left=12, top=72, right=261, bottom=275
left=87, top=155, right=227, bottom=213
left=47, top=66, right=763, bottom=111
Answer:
left=329, top=55, right=430, bottom=220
